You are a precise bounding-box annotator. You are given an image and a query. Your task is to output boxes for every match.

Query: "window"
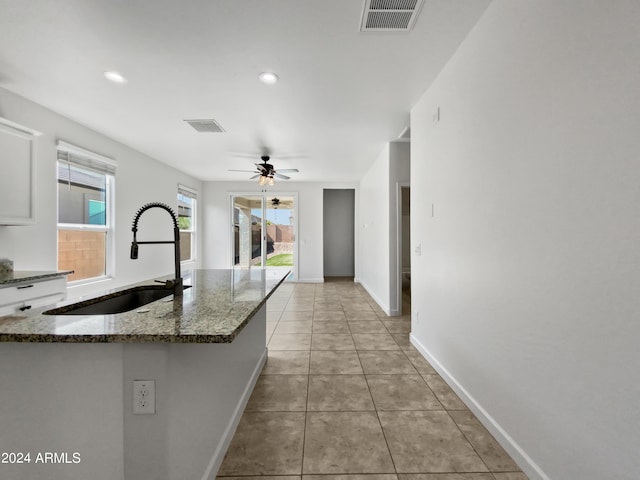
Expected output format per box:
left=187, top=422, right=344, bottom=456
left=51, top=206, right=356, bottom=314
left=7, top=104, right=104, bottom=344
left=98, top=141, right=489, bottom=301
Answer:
left=57, top=141, right=116, bottom=283
left=178, top=185, right=197, bottom=262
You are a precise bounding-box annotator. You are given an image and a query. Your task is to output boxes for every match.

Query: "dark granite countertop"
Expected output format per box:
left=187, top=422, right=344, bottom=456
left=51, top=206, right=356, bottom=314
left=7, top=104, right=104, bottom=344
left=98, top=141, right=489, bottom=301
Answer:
left=0, top=270, right=74, bottom=286
left=0, top=269, right=289, bottom=344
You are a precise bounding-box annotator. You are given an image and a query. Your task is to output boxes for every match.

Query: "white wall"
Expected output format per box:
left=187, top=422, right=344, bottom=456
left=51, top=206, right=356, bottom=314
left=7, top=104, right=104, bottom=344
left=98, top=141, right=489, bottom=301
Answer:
left=201, top=181, right=357, bottom=282
left=323, top=189, right=355, bottom=277
left=357, top=142, right=409, bottom=315
left=0, top=88, right=202, bottom=299
left=410, top=1, right=640, bottom=479
left=357, top=145, right=391, bottom=311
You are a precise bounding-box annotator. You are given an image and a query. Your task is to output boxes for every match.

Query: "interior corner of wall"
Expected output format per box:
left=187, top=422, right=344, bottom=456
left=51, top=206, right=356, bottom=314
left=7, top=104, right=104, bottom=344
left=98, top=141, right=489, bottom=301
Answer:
left=358, top=278, right=392, bottom=316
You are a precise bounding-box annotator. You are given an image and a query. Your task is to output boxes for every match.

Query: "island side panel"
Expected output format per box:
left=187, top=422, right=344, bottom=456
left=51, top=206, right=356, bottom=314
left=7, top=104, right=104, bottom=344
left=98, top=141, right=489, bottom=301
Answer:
left=122, top=304, right=267, bottom=480
left=0, top=343, right=125, bottom=480
left=169, top=305, right=267, bottom=479
left=122, top=343, right=171, bottom=480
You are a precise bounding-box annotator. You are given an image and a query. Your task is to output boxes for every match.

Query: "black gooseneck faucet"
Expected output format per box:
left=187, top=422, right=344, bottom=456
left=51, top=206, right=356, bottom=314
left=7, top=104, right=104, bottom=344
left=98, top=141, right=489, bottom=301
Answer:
left=130, top=202, right=183, bottom=296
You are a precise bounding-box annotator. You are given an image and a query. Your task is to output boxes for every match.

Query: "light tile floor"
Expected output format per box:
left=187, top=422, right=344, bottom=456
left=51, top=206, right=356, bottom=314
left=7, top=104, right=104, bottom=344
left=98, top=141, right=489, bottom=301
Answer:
left=218, top=278, right=528, bottom=480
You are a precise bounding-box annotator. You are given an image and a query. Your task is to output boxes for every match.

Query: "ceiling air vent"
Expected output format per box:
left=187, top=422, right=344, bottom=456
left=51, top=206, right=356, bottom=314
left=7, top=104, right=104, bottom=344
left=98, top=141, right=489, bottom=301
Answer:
left=360, top=0, right=424, bottom=32
left=184, top=119, right=225, bottom=133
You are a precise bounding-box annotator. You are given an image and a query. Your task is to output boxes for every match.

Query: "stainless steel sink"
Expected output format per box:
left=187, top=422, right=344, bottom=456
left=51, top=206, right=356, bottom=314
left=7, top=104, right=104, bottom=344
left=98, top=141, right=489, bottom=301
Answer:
left=43, top=285, right=192, bottom=316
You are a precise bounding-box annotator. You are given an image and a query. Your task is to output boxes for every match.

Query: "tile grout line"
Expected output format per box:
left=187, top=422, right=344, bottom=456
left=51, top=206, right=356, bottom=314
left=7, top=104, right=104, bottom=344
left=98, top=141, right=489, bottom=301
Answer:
left=349, top=281, right=521, bottom=478
left=266, top=285, right=292, bottom=345
left=357, top=298, right=399, bottom=476
left=243, top=280, right=527, bottom=479
left=445, top=408, right=497, bottom=477
left=299, top=283, right=318, bottom=476
left=337, top=280, right=400, bottom=477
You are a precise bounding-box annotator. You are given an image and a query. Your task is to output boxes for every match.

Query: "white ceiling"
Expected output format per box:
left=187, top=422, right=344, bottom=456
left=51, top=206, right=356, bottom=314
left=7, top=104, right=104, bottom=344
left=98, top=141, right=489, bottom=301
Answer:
left=0, top=0, right=490, bottom=182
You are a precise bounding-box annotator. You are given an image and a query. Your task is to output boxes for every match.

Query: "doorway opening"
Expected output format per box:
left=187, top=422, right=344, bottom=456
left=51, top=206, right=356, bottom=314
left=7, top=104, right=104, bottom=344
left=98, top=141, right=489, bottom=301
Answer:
left=323, top=189, right=355, bottom=280
left=398, top=185, right=411, bottom=314
left=231, top=193, right=297, bottom=280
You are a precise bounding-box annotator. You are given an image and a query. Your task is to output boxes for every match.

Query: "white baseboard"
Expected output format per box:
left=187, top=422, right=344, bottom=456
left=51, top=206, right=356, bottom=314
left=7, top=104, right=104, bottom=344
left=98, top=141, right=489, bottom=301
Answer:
left=409, top=334, right=549, bottom=480
left=297, top=277, right=324, bottom=283
left=201, top=348, right=268, bottom=480
left=356, top=279, right=393, bottom=316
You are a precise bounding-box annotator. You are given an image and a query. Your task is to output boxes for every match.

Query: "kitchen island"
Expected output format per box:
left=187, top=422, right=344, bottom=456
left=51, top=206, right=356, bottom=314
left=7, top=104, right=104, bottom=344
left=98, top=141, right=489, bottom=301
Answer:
left=0, top=269, right=288, bottom=480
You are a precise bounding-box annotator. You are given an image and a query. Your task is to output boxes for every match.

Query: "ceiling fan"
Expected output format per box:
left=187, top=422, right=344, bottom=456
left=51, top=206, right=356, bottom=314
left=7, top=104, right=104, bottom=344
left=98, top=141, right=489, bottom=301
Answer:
left=269, top=196, right=294, bottom=209
left=229, top=155, right=299, bottom=186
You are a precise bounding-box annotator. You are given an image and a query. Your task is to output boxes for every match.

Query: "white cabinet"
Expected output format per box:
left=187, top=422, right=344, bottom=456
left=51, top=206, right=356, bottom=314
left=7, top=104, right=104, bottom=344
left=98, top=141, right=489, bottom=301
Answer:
left=0, top=117, right=41, bottom=225
left=0, top=277, right=67, bottom=316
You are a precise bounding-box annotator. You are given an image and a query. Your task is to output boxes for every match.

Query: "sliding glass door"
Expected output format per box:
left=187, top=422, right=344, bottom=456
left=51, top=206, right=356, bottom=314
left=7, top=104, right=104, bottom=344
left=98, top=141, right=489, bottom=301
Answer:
left=232, top=195, right=264, bottom=268
left=231, top=193, right=297, bottom=280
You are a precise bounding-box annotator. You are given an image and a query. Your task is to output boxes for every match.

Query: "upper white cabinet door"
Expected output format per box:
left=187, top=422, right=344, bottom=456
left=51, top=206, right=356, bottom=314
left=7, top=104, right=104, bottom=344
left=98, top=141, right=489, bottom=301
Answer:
left=0, top=118, right=41, bottom=225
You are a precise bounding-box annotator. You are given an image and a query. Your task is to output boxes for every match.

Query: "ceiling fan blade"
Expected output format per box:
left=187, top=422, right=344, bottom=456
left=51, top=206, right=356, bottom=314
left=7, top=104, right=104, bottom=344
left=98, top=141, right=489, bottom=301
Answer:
left=255, top=163, right=267, bottom=171
left=228, top=169, right=258, bottom=172
left=274, top=173, right=290, bottom=180
left=275, top=169, right=299, bottom=173
left=249, top=174, right=261, bottom=179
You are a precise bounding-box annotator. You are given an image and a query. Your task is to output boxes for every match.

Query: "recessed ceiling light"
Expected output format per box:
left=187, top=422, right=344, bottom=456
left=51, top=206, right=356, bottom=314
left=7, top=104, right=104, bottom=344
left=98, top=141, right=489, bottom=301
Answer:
left=259, top=72, right=279, bottom=85
left=104, top=71, right=128, bottom=84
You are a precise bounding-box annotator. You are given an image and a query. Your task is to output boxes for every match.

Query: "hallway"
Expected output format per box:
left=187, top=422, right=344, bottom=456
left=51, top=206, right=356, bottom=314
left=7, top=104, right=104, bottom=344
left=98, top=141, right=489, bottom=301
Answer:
left=217, top=278, right=527, bottom=479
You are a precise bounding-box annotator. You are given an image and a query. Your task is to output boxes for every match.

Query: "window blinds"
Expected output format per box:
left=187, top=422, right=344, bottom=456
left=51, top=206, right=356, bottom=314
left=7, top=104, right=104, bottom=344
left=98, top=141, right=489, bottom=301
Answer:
left=56, top=141, right=116, bottom=176
left=178, top=184, right=198, bottom=199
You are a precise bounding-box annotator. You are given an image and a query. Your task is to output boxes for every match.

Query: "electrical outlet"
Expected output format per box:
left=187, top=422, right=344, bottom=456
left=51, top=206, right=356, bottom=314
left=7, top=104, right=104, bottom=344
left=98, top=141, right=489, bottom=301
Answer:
left=133, top=380, right=156, bottom=414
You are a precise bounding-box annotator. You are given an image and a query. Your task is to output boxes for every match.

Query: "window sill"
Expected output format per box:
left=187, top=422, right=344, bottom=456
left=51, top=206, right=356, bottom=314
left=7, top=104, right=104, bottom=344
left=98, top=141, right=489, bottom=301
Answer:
left=67, top=275, right=113, bottom=289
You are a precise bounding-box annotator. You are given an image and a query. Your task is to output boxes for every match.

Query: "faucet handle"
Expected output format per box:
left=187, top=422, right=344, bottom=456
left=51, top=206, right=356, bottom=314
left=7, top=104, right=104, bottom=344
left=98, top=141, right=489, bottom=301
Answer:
left=167, top=278, right=183, bottom=296
left=157, top=278, right=182, bottom=292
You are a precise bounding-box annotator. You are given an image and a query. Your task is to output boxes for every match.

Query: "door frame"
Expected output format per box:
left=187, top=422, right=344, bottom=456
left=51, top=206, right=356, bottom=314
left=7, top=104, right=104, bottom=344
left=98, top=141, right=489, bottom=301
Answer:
left=229, top=191, right=299, bottom=281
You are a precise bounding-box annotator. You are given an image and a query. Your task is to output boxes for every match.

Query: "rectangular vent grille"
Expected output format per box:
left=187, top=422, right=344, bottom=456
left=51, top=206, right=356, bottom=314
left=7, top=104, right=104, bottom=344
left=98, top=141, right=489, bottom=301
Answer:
left=370, top=0, right=419, bottom=10
left=184, top=119, right=225, bottom=133
left=360, top=0, right=424, bottom=32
